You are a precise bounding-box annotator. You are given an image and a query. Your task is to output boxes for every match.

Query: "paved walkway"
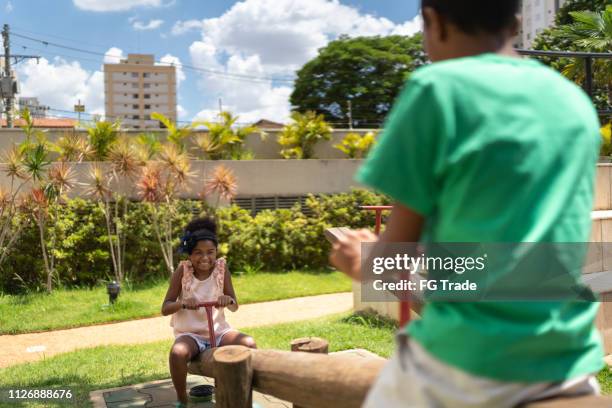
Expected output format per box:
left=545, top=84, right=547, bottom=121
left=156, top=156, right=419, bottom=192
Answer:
left=0, top=292, right=353, bottom=368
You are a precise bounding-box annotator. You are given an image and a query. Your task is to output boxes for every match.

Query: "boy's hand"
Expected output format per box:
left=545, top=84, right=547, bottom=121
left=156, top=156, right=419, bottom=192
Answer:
left=217, top=295, right=235, bottom=307
left=181, top=297, right=198, bottom=310
left=329, top=228, right=378, bottom=281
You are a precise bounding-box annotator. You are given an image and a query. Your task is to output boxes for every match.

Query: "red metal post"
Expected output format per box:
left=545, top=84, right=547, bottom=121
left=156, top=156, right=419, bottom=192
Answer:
left=359, top=205, right=411, bottom=327
left=198, top=301, right=219, bottom=348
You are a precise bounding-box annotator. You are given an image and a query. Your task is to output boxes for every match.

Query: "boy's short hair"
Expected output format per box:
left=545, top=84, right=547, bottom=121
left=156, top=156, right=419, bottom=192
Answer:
left=421, top=0, right=520, bottom=34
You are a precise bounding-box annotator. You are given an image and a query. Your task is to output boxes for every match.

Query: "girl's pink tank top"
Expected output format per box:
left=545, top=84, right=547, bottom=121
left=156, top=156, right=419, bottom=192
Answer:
left=170, top=257, right=232, bottom=340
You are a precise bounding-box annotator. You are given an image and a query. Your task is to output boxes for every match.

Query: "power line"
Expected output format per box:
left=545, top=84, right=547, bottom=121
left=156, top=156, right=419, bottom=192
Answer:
left=10, top=30, right=296, bottom=84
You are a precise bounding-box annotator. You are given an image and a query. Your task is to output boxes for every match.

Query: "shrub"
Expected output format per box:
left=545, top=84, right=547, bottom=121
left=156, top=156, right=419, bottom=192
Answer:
left=0, top=190, right=388, bottom=293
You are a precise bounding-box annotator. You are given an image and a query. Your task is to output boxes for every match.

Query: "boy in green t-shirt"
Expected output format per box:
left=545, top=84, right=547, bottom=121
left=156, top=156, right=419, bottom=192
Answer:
left=330, top=0, right=604, bottom=407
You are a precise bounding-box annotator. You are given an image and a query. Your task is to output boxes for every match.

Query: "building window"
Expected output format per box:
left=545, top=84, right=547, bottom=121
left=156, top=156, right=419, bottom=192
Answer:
left=143, top=73, right=150, bottom=78
left=123, top=82, right=127, bottom=85
left=132, top=104, right=138, bottom=109
left=124, top=104, right=127, bottom=107
left=132, top=115, right=140, bottom=119
left=132, top=83, right=138, bottom=88
left=134, top=125, right=140, bottom=129
left=133, top=94, right=139, bottom=99
left=143, top=83, right=151, bottom=88
left=131, top=72, right=138, bottom=78
left=144, top=104, right=151, bottom=110
left=144, top=94, right=151, bottom=99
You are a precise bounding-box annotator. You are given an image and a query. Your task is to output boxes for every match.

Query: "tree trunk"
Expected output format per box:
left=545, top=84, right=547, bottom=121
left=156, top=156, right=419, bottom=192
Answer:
left=37, top=211, right=52, bottom=293
left=102, top=200, right=119, bottom=282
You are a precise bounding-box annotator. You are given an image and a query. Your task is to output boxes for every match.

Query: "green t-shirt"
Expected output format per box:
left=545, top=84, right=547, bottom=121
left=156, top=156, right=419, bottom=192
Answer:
left=357, top=53, right=603, bottom=382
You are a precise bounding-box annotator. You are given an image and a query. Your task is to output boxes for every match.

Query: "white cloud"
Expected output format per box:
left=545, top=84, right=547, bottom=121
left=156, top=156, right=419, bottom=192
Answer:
left=158, top=54, right=185, bottom=86
left=391, top=15, right=423, bottom=36
left=16, top=57, right=105, bottom=117
left=132, top=19, right=164, bottom=31
left=103, top=47, right=125, bottom=64
left=177, top=104, right=187, bottom=119
left=73, top=0, right=163, bottom=12
left=171, top=19, right=203, bottom=36
left=5, top=1, right=13, bottom=13
left=189, top=0, right=422, bottom=124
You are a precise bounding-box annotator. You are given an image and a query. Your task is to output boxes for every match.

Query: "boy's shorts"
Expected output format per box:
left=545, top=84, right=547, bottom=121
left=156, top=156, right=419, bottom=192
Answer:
left=364, top=333, right=600, bottom=408
left=176, top=330, right=234, bottom=355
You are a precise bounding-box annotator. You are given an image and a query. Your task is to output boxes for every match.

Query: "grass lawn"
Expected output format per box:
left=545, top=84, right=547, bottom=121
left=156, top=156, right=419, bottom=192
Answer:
left=0, top=271, right=351, bottom=335
left=0, top=312, right=395, bottom=408
left=1, top=311, right=610, bottom=407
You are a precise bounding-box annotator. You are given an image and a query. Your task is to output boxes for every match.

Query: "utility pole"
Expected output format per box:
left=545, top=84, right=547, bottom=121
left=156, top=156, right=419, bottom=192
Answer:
left=218, top=97, right=223, bottom=117
left=1, top=24, right=39, bottom=128
left=2, top=24, right=12, bottom=128
left=347, top=100, right=353, bottom=130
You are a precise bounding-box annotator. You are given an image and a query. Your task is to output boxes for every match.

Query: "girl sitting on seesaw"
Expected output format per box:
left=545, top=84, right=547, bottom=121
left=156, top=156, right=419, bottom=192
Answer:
left=162, top=217, right=256, bottom=407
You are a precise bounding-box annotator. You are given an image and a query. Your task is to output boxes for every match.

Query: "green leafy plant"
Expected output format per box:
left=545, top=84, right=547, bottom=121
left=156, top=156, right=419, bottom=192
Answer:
left=602, top=123, right=612, bottom=156
left=135, top=132, right=162, bottom=161
left=195, top=111, right=261, bottom=160
left=278, top=111, right=332, bottom=159
left=151, top=112, right=195, bottom=152
left=86, top=120, right=121, bottom=161
left=334, top=131, right=377, bottom=158
left=0, top=190, right=388, bottom=293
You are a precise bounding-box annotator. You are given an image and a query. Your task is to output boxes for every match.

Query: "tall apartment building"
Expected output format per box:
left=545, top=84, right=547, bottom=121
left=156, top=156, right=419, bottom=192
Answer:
left=520, top=0, right=568, bottom=49
left=104, top=54, right=176, bottom=129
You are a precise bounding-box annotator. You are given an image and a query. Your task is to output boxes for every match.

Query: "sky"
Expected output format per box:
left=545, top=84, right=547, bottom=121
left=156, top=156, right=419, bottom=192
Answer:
left=2, top=0, right=422, bottom=125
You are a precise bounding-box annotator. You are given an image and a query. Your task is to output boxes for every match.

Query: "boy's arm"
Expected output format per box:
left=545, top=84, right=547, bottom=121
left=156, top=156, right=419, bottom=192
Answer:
left=161, top=263, right=184, bottom=315
left=222, top=264, right=239, bottom=312
left=329, top=203, right=424, bottom=281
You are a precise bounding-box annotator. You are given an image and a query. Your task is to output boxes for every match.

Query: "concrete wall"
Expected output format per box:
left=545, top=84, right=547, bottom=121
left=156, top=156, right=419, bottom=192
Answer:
left=0, top=159, right=366, bottom=201
left=0, top=128, right=378, bottom=160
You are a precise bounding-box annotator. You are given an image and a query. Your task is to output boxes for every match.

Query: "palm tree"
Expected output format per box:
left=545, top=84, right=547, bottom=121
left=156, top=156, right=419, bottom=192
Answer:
left=195, top=111, right=261, bottom=160
left=151, top=112, right=195, bottom=152
left=556, top=6, right=612, bottom=105
left=278, top=111, right=332, bottom=159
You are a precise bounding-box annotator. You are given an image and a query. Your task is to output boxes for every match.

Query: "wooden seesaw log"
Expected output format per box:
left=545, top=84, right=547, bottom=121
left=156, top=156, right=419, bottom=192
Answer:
left=189, top=346, right=612, bottom=408
left=189, top=345, right=386, bottom=408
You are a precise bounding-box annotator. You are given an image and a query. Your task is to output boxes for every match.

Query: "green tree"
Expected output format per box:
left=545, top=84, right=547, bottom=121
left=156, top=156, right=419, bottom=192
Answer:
left=554, top=0, right=609, bottom=25
left=533, top=3, right=611, bottom=112
left=290, top=34, right=426, bottom=128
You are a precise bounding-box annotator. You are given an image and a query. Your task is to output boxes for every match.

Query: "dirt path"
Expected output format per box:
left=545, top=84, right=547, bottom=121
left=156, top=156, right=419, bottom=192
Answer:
left=0, top=292, right=353, bottom=368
